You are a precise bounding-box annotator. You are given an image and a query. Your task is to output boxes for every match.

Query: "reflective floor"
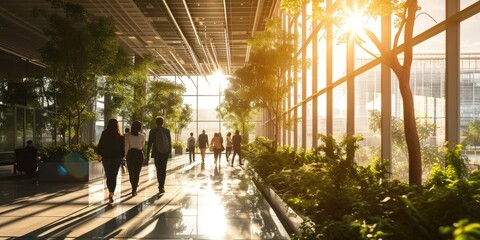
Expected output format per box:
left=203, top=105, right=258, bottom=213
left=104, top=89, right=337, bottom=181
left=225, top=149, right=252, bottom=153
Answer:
left=0, top=154, right=289, bottom=239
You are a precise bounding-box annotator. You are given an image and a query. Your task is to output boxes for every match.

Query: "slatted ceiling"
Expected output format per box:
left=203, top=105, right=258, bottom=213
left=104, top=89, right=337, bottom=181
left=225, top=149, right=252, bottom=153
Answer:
left=0, top=0, right=276, bottom=75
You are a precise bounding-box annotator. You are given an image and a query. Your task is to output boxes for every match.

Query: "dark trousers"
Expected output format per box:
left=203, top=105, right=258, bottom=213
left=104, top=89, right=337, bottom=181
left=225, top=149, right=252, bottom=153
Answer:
left=188, top=147, right=195, bottom=162
left=154, top=152, right=169, bottom=191
left=102, top=157, right=121, bottom=193
left=225, top=147, right=232, bottom=160
left=127, top=149, right=144, bottom=193
left=232, top=149, right=242, bottom=165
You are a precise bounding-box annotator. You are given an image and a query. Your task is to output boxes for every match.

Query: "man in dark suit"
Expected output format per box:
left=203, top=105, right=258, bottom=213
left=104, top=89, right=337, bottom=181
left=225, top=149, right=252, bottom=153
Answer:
left=197, top=130, right=209, bottom=162
left=147, top=116, right=171, bottom=194
left=231, top=130, right=243, bottom=166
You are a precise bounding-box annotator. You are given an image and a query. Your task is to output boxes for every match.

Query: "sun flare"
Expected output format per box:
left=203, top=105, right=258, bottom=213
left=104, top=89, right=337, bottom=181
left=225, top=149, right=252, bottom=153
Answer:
left=341, top=11, right=366, bottom=34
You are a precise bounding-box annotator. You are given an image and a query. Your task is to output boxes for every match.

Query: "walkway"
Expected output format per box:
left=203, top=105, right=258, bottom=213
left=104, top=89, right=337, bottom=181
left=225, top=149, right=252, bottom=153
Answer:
left=0, top=154, right=289, bottom=239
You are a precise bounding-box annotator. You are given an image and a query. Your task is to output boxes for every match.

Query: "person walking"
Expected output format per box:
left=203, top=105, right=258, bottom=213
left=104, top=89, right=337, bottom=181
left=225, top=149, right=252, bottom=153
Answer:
left=210, top=132, right=223, bottom=164
left=124, top=121, right=145, bottom=196
left=146, top=116, right=172, bottom=195
left=225, top=132, right=232, bottom=162
left=231, top=130, right=243, bottom=166
left=187, top=132, right=196, bottom=164
left=97, top=118, right=125, bottom=204
left=197, top=130, right=209, bottom=162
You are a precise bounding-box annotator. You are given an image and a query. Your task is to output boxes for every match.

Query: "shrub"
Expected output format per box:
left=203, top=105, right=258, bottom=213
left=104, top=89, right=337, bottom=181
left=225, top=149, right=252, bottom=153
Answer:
left=245, top=135, right=480, bottom=239
left=38, top=143, right=97, bottom=162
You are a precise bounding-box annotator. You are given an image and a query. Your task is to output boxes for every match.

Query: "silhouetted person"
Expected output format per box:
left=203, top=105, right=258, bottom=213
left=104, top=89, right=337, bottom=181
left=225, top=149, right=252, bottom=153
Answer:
left=23, top=140, right=38, bottom=176
left=231, top=130, right=242, bottom=166
left=198, top=130, right=209, bottom=162
left=187, top=132, right=196, bottom=163
left=147, top=116, right=172, bottom=195
left=125, top=121, right=145, bottom=196
left=225, top=132, right=232, bottom=161
left=97, top=119, right=125, bottom=204
left=211, top=132, right=223, bottom=164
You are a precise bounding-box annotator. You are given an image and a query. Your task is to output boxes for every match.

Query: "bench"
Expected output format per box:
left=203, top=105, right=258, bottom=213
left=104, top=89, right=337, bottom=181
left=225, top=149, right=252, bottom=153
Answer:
left=0, top=151, right=15, bottom=166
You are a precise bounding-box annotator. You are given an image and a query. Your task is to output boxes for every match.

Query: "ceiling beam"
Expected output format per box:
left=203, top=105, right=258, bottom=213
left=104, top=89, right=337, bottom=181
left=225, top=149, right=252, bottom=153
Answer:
left=162, top=0, right=204, bottom=76
left=222, top=0, right=231, bottom=74
left=182, top=0, right=217, bottom=74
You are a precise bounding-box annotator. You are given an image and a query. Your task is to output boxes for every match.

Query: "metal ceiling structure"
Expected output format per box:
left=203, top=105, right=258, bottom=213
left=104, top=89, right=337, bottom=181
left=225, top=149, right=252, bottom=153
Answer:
left=0, top=0, right=277, bottom=76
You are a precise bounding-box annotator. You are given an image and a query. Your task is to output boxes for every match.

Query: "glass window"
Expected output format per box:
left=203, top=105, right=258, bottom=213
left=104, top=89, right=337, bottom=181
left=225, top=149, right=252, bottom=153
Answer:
left=461, top=13, right=480, bottom=166
left=306, top=101, right=313, bottom=148
left=15, top=107, right=24, bottom=147
left=461, top=0, right=478, bottom=10
left=197, top=96, right=221, bottom=121
left=178, top=76, right=198, bottom=96
left=0, top=105, right=14, bottom=151
left=318, top=94, right=327, bottom=137
left=354, top=65, right=382, bottom=166
left=25, top=108, right=34, bottom=143
left=416, top=0, right=445, bottom=34
left=332, top=83, right=347, bottom=141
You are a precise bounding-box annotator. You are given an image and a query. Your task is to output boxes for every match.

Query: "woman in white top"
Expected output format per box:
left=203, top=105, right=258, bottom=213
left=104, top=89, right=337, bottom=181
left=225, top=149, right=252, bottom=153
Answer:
left=225, top=132, right=232, bottom=161
left=124, top=121, right=146, bottom=196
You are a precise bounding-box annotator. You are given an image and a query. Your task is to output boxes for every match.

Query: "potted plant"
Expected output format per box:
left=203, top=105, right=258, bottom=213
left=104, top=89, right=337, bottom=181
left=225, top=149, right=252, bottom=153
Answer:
left=172, top=141, right=185, bottom=156
left=37, top=143, right=103, bottom=182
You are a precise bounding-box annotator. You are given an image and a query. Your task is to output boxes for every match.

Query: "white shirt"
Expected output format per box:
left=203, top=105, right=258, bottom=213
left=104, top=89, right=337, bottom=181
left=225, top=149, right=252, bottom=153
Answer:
left=125, top=132, right=146, bottom=154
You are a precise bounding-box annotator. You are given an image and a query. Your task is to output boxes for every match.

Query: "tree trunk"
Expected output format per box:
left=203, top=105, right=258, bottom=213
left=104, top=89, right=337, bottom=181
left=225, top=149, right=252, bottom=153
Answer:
left=104, top=93, right=111, bottom=128
left=75, top=107, right=81, bottom=145
left=241, top=121, right=246, bottom=144
left=68, top=112, right=72, bottom=146
left=398, top=78, right=422, bottom=186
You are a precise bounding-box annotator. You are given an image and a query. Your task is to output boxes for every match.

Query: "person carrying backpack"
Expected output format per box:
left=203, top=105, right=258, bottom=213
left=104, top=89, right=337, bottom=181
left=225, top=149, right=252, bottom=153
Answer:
left=187, top=132, right=196, bottom=164
left=146, top=116, right=172, bottom=195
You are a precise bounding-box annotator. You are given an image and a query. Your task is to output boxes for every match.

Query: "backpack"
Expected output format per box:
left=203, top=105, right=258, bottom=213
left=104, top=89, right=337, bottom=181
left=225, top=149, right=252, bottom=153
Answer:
left=188, top=137, right=195, bottom=148
left=155, top=128, right=170, bottom=153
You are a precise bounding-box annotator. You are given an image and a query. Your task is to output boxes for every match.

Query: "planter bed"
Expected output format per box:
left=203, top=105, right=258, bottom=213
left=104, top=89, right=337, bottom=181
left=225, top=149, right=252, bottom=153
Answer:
left=249, top=168, right=303, bottom=235
left=39, top=161, right=103, bottom=182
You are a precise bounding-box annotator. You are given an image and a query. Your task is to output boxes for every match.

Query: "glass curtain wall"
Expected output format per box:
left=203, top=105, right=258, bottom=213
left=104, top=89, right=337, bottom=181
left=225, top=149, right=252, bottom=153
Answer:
left=267, top=0, right=480, bottom=182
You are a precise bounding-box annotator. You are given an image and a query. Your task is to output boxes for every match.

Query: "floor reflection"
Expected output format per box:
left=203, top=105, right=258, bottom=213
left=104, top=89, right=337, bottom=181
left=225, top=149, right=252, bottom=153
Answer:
left=0, top=155, right=289, bottom=239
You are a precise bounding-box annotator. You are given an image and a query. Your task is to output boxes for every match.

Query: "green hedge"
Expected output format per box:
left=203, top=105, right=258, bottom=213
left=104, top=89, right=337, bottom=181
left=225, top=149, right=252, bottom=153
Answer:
left=243, top=135, right=480, bottom=239
left=38, top=143, right=97, bottom=162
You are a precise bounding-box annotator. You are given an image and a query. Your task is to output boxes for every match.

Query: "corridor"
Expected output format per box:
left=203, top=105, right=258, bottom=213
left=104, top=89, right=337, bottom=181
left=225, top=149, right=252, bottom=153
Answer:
left=0, top=155, right=289, bottom=239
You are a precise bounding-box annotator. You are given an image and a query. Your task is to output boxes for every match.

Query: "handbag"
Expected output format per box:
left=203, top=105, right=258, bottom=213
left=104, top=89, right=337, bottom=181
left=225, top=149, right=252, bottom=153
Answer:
left=221, top=145, right=225, bottom=151
left=209, top=145, right=214, bottom=152
left=121, top=160, right=127, bottom=173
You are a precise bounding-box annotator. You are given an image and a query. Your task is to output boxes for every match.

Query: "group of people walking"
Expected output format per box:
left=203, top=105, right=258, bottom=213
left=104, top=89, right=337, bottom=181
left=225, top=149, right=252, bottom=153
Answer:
left=96, top=116, right=171, bottom=204
left=96, top=116, right=242, bottom=204
left=188, top=130, right=242, bottom=166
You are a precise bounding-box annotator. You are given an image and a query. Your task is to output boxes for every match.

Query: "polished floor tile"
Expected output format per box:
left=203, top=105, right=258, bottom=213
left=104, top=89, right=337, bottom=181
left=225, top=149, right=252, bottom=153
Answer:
left=0, top=154, right=289, bottom=239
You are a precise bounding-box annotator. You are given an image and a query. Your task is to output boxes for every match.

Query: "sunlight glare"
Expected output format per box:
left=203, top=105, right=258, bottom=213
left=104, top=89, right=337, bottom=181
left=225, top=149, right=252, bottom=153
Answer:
left=341, top=12, right=365, bottom=34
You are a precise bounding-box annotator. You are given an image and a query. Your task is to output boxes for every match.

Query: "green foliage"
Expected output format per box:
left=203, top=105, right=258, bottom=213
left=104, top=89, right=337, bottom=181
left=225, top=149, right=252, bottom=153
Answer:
left=217, top=82, right=256, bottom=141
left=441, top=219, right=480, bottom=240
left=462, top=120, right=480, bottom=148
left=369, top=109, right=442, bottom=181
left=171, top=104, right=193, bottom=142
left=235, top=18, right=297, bottom=143
left=145, top=79, right=186, bottom=129
left=37, top=0, right=131, bottom=144
left=38, top=143, right=97, bottom=162
left=246, top=134, right=480, bottom=239
left=172, top=141, right=185, bottom=148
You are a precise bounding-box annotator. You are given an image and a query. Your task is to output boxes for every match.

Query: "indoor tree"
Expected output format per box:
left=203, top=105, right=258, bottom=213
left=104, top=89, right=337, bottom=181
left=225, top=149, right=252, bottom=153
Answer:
left=171, top=104, right=193, bottom=143
left=462, top=120, right=480, bottom=150
left=233, top=19, right=296, bottom=145
left=216, top=82, right=257, bottom=143
left=282, top=0, right=423, bottom=185
left=38, top=0, right=130, bottom=144
left=144, top=79, right=186, bottom=129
